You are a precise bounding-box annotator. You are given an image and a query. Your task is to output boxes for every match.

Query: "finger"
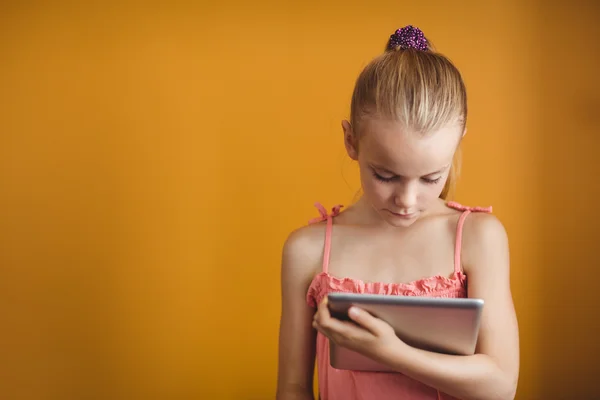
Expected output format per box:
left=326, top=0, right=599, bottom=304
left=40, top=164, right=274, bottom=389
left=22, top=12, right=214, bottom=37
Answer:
left=316, top=298, right=366, bottom=335
left=347, top=306, right=389, bottom=336
left=313, top=315, right=335, bottom=341
left=315, top=297, right=378, bottom=341
left=314, top=297, right=332, bottom=325
left=314, top=304, right=346, bottom=333
left=317, top=296, right=330, bottom=316
left=312, top=299, right=333, bottom=333
left=315, top=311, right=372, bottom=344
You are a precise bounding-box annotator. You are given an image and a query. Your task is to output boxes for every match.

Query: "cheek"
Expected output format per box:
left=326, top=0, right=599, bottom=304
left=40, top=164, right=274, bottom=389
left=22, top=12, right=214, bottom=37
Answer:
left=418, top=185, right=442, bottom=202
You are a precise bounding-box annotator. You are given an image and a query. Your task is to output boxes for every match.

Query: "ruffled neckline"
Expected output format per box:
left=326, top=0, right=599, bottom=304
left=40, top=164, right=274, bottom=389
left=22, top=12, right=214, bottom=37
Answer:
left=306, top=270, right=467, bottom=307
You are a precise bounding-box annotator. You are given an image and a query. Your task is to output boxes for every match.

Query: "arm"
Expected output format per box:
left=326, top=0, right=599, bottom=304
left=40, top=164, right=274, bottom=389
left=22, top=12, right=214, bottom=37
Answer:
left=276, top=228, right=322, bottom=400
left=381, top=214, right=520, bottom=399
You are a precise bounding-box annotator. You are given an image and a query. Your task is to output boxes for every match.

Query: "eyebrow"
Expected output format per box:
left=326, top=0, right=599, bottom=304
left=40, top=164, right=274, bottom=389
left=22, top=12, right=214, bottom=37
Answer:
left=371, top=163, right=450, bottom=177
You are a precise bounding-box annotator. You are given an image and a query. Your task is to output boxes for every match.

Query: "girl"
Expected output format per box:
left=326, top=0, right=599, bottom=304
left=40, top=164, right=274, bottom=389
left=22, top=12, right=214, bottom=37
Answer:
left=276, top=25, right=520, bottom=400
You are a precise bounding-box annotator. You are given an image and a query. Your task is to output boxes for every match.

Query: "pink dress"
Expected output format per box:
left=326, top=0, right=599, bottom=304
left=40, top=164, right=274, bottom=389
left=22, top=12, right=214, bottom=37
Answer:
left=306, top=201, right=492, bottom=400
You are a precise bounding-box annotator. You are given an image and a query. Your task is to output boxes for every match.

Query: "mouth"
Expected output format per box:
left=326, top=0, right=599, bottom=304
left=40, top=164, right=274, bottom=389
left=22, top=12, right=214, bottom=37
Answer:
left=386, top=210, right=418, bottom=219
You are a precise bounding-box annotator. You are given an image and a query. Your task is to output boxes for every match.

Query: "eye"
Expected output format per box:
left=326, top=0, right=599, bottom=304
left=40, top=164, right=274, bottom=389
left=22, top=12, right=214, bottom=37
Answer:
left=422, top=176, right=442, bottom=185
left=372, top=170, right=396, bottom=183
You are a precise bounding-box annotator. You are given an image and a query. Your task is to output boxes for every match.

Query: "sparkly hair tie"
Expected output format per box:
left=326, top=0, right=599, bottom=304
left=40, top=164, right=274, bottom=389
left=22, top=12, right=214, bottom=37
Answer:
left=388, top=25, right=429, bottom=51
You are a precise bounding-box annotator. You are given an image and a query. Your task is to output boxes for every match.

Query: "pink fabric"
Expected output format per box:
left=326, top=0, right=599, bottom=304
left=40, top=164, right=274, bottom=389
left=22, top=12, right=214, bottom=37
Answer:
left=309, top=203, right=344, bottom=273
left=305, top=201, right=492, bottom=400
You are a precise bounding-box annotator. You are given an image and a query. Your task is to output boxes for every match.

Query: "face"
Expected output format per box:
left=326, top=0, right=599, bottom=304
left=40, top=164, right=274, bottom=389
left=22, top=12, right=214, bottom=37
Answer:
left=343, top=117, right=463, bottom=227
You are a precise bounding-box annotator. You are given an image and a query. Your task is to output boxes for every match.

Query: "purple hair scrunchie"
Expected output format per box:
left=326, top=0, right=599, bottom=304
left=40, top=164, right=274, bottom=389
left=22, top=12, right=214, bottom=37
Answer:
left=388, top=25, right=429, bottom=51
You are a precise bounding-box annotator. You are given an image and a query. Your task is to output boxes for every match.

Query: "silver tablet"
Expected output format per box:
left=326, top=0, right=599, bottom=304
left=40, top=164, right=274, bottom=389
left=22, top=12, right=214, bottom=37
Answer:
left=327, top=292, right=484, bottom=372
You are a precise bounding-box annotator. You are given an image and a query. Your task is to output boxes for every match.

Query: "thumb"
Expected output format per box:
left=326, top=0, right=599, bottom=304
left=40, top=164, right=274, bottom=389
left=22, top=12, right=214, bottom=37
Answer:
left=348, top=306, right=386, bottom=335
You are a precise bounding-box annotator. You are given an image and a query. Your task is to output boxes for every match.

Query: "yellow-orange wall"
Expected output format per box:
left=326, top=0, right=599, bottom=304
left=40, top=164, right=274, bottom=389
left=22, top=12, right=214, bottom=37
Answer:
left=1, top=1, right=599, bottom=399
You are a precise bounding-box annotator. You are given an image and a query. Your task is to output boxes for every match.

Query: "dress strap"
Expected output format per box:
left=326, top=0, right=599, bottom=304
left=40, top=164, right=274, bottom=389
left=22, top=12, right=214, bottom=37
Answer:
left=308, top=203, right=343, bottom=273
left=446, top=201, right=493, bottom=274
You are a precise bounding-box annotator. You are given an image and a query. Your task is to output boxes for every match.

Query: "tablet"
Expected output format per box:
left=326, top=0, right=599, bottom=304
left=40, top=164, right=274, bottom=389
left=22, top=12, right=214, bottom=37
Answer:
left=327, top=292, right=484, bottom=372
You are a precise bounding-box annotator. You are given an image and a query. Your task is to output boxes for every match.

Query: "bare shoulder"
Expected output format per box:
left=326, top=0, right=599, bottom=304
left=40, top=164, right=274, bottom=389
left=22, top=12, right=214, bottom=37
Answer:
left=461, top=212, right=510, bottom=274
left=281, top=222, right=327, bottom=280
left=463, top=212, right=508, bottom=245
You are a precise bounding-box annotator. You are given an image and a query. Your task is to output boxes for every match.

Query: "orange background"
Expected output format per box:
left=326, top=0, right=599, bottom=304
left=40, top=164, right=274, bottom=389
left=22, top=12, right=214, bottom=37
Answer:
left=1, top=1, right=599, bottom=399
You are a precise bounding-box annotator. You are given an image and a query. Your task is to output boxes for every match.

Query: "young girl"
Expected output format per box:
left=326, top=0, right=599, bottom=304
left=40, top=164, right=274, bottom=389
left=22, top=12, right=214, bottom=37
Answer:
left=276, top=25, right=520, bottom=400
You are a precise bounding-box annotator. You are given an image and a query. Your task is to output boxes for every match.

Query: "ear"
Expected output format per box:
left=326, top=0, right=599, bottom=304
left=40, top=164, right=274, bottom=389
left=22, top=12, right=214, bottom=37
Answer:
left=342, top=120, right=358, bottom=161
left=462, top=127, right=467, bottom=138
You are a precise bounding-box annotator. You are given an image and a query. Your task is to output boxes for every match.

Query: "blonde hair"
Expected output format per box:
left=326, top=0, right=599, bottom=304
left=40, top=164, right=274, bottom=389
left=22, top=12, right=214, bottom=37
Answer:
left=349, top=31, right=467, bottom=200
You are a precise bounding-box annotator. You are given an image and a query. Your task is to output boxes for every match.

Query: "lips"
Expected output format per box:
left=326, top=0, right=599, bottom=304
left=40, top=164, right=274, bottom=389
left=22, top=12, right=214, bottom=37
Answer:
left=387, top=210, right=417, bottom=218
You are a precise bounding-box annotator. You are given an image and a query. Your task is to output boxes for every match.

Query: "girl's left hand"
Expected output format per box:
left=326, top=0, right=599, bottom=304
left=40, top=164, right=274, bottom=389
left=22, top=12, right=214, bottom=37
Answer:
left=312, top=296, right=406, bottom=363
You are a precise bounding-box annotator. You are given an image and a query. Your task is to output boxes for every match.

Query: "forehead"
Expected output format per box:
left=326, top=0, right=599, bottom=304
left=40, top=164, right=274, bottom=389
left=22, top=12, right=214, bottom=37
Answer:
left=358, top=118, right=462, bottom=175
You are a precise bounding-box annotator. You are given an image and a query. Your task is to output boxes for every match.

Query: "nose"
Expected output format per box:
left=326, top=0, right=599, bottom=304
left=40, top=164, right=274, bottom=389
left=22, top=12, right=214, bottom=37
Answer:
left=394, top=181, right=418, bottom=210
